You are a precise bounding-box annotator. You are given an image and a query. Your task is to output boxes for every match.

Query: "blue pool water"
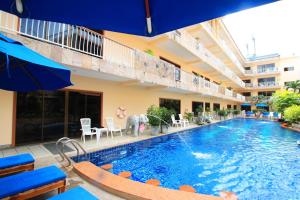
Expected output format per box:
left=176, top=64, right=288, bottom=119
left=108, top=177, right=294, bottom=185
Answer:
left=74, top=119, right=300, bottom=199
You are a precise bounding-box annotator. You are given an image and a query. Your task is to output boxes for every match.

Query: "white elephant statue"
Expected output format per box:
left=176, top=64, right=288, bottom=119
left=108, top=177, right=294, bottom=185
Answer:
left=125, top=114, right=149, bottom=137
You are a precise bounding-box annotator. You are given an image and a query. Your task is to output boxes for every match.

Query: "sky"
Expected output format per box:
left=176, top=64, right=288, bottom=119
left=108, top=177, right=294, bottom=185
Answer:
left=223, top=0, right=300, bottom=58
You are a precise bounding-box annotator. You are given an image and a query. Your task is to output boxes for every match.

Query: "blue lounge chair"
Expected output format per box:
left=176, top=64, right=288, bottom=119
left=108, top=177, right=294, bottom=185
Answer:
left=245, top=111, right=254, bottom=117
left=0, top=165, right=66, bottom=199
left=0, top=153, right=35, bottom=176
left=262, top=112, right=270, bottom=118
left=48, top=186, right=98, bottom=200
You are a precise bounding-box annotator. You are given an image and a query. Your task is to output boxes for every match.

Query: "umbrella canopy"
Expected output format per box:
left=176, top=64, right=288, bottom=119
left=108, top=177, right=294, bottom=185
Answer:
left=0, top=33, right=72, bottom=92
left=256, top=103, right=268, bottom=107
left=241, top=103, right=251, bottom=106
left=0, top=0, right=277, bottom=37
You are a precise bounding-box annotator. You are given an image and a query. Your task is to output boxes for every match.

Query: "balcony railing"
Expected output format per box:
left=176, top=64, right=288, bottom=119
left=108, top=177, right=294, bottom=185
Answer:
left=0, top=14, right=245, bottom=102
left=167, top=30, right=245, bottom=88
left=202, top=22, right=245, bottom=74
left=245, top=82, right=280, bottom=88
left=244, top=67, right=279, bottom=75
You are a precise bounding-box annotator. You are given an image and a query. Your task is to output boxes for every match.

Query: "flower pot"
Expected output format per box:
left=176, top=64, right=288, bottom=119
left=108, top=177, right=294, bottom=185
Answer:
left=151, top=126, right=160, bottom=135
left=161, top=125, right=169, bottom=134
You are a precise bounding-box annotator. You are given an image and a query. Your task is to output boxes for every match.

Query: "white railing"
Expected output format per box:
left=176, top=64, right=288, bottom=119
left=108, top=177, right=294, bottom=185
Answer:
left=245, top=82, right=280, bottom=88
left=225, top=89, right=233, bottom=97
left=244, top=67, right=279, bottom=75
left=19, top=18, right=104, bottom=58
left=168, top=30, right=245, bottom=88
left=0, top=13, right=245, bottom=102
left=202, top=22, right=245, bottom=74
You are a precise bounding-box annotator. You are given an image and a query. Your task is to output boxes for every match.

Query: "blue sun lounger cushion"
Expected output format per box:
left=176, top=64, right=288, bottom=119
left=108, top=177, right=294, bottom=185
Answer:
left=0, top=153, right=34, bottom=169
left=0, top=165, right=66, bottom=199
left=48, top=186, right=99, bottom=200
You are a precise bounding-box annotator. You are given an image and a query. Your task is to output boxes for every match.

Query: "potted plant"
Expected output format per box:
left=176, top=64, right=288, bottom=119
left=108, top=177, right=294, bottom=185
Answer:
left=184, top=111, right=194, bottom=122
left=160, top=107, right=175, bottom=134
left=232, top=109, right=241, bottom=117
left=217, top=109, right=228, bottom=120
left=146, top=105, right=161, bottom=135
left=195, top=106, right=203, bottom=117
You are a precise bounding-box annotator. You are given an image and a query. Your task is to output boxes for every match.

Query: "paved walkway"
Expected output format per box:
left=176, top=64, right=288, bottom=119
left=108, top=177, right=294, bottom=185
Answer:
left=0, top=124, right=204, bottom=200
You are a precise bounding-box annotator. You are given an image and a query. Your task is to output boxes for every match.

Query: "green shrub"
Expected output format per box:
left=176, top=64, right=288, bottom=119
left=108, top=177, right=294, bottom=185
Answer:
left=184, top=112, right=194, bottom=122
left=147, top=105, right=161, bottom=126
left=160, top=107, right=175, bottom=125
left=284, top=105, right=300, bottom=124
left=232, top=109, right=241, bottom=115
left=271, top=91, right=300, bottom=113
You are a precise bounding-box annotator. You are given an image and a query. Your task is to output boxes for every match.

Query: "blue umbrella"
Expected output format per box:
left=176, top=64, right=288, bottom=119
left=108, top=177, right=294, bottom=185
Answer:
left=0, top=0, right=277, bottom=36
left=241, top=103, right=251, bottom=106
left=256, top=103, right=268, bottom=107
left=0, top=33, right=72, bottom=92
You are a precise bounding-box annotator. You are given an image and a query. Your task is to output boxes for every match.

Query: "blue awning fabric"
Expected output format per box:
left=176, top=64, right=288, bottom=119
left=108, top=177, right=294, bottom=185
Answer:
left=0, top=0, right=278, bottom=37
left=0, top=33, right=72, bottom=92
left=241, top=103, right=251, bottom=106
left=256, top=103, right=268, bottom=107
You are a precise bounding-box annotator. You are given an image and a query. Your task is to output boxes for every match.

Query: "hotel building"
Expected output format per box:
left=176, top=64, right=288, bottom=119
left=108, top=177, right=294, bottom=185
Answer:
left=0, top=11, right=299, bottom=147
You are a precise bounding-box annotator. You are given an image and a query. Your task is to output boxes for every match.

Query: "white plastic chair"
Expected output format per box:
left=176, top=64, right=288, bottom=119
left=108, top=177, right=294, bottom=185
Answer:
left=80, top=118, right=100, bottom=143
left=171, top=114, right=182, bottom=127
left=179, top=114, right=189, bottom=127
left=105, top=117, right=122, bottom=138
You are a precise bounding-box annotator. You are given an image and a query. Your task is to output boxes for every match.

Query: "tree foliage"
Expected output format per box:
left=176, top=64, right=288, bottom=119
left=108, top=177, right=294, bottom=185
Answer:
left=284, top=105, right=300, bottom=124
left=271, top=91, right=300, bottom=113
left=285, top=80, right=300, bottom=93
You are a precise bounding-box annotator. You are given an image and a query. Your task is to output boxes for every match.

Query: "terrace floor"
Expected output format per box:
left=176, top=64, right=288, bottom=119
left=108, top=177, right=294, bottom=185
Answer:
left=0, top=123, right=208, bottom=200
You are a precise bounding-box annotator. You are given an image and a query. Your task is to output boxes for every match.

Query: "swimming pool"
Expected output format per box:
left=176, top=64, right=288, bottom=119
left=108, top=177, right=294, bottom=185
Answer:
left=74, top=118, right=300, bottom=199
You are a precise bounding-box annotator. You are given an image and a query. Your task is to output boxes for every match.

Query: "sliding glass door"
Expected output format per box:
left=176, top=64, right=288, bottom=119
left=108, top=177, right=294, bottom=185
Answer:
left=16, top=90, right=101, bottom=145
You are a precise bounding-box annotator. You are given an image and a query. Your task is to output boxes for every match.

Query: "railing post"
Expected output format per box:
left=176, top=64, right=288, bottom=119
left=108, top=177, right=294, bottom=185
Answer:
left=61, top=23, right=65, bottom=48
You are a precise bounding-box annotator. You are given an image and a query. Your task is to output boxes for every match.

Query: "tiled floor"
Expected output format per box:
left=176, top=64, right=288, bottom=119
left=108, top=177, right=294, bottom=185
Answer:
left=0, top=124, right=203, bottom=200
left=0, top=122, right=223, bottom=199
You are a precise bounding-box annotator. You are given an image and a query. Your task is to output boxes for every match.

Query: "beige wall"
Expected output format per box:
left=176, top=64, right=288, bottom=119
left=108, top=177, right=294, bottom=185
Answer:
left=0, top=74, right=238, bottom=147
left=69, top=75, right=237, bottom=128
left=0, top=90, right=14, bottom=146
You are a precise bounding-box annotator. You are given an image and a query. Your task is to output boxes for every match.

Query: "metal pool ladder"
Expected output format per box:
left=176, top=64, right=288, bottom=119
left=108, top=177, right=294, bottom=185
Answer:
left=56, top=137, right=89, bottom=167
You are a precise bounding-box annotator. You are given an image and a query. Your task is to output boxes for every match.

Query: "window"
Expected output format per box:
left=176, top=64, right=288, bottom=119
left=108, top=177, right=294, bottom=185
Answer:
left=192, top=101, right=203, bottom=114
left=205, top=102, right=210, bottom=112
left=16, top=90, right=102, bottom=145
left=242, top=92, right=251, bottom=96
left=213, top=103, right=220, bottom=111
left=227, top=105, right=232, bottom=109
left=159, top=98, right=181, bottom=118
left=284, top=66, right=294, bottom=71
left=258, top=77, right=275, bottom=85
left=243, top=80, right=251, bottom=83
left=257, top=63, right=275, bottom=73
left=233, top=105, right=237, bottom=110
left=244, top=67, right=251, bottom=70
left=258, top=91, right=275, bottom=96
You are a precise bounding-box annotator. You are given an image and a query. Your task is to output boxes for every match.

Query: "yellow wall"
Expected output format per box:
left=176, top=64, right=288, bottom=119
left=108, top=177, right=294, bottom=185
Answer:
left=69, top=75, right=237, bottom=128
left=0, top=74, right=238, bottom=146
left=0, top=90, right=14, bottom=146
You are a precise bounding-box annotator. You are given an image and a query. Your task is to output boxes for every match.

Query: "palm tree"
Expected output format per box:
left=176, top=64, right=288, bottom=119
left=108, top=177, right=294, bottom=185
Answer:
left=285, top=80, right=300, bottom=93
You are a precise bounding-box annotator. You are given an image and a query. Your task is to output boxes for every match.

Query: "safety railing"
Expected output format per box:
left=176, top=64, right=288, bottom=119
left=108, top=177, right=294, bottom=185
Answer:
left=0, top=12, right=245, bottom=102
left=244, top=67, right=279, bottom=75
left=167, top=30, right=245, bottom=88
left=245, top=82, right=280, bottom=88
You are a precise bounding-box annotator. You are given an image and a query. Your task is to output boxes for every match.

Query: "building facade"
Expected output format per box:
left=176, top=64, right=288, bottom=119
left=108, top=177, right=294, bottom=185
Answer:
left=0, top=11, right=299, bottom=147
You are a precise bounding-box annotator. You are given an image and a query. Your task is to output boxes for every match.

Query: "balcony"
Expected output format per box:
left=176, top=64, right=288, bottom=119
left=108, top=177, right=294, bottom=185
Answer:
left=244, top=67, right=280, bottom=76
left=245, top=82, right=281, bottom=89
left=201, top=22, right=245, bottom=74
left=0, top=14, right=245, bottom=102
left=167, top=30, right=245, bottom=88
